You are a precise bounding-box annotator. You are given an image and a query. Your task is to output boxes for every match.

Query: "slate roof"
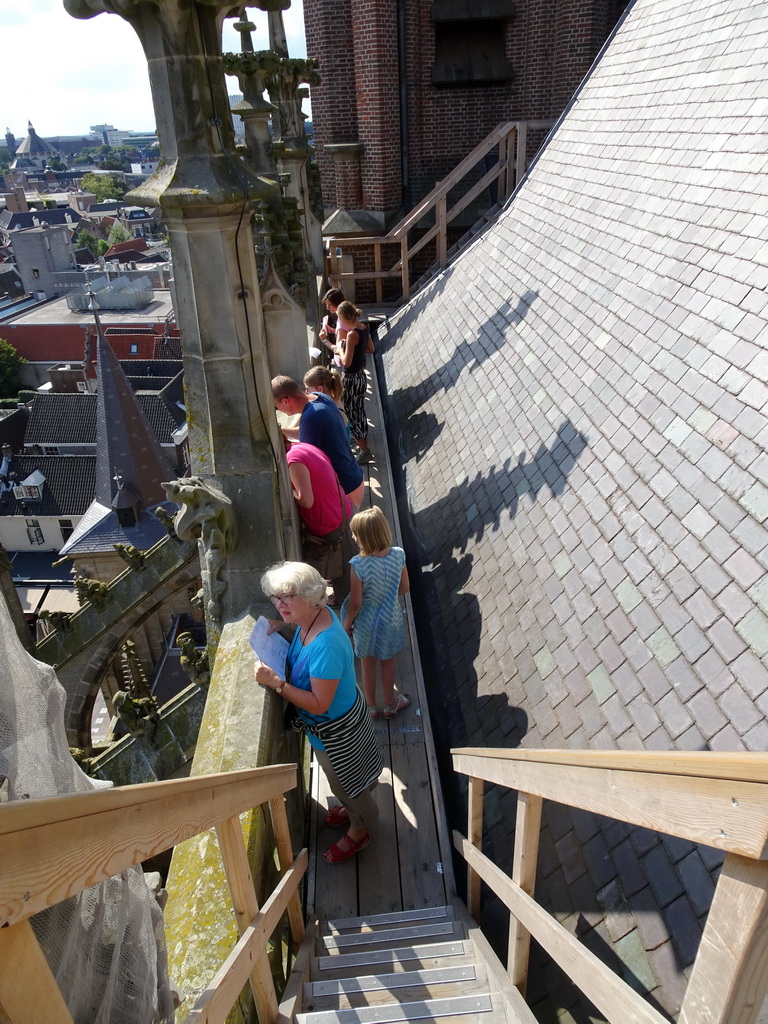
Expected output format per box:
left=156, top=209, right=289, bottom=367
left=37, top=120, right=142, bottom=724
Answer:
left=0, top=455, right=95, bottom=516
left=118, top=360, right=183, bottom=378
left=0, top=407, right=30, bottom=453
left=58, top=499, right=177, bottom=555
left=24, top=387, right=185, bottom=447
left=0, top=209, right=83, bottom=231
left=378, top=0, right=768, bottom=1013
left=25, top=395, right=97, bottom=445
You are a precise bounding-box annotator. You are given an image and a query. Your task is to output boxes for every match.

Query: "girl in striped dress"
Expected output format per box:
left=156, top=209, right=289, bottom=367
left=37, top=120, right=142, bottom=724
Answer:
left=342, top=506, right=411, bottom=719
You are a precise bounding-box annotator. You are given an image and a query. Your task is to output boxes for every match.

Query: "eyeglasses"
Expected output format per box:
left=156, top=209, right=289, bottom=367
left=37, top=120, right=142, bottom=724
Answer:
left=271, top=592, right=298, bottom=605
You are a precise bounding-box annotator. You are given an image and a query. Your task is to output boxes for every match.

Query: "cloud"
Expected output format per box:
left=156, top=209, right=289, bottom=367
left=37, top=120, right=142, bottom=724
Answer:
left=3, top=0, right=307, bottom=140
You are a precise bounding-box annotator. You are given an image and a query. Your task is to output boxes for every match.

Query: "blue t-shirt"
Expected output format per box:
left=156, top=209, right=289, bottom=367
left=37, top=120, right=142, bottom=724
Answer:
left=299, top=392, right=363, bottom=494
left=288, top=611, right=358, bottom=750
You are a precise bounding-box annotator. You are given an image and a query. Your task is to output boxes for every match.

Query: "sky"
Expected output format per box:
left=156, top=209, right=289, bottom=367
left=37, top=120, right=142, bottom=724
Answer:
left=1, top=1, right=307, bottom=143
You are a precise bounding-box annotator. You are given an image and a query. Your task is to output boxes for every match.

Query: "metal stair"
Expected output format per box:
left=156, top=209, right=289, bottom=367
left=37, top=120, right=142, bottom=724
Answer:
left=283, top=903, right=538, bottom=1024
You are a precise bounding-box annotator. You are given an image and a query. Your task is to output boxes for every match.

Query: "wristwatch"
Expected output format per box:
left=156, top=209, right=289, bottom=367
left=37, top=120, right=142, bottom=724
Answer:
left=275, top=682, right=285, bottom=694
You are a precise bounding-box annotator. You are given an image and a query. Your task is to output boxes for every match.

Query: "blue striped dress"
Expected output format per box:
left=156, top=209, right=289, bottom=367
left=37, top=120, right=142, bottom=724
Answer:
left=349, top=547, right=406, bottom=659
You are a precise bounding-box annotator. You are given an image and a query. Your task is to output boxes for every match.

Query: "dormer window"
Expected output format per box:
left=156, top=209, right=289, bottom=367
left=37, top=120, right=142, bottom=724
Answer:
left=13, top=469, right=46, bottom=501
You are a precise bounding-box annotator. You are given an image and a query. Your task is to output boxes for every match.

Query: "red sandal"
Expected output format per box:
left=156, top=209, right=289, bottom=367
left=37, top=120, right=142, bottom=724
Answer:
left=324, top=804, right=350, bottom=827
left=323, top=831, right=370, bottom=864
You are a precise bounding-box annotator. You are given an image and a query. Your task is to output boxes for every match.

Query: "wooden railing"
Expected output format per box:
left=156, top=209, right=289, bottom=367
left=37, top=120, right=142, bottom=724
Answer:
left=452, top=749, right=768, bottom=1024
left=0, top=764, right=306, bottom=1024
left=325, top=120, right=554, bottom=304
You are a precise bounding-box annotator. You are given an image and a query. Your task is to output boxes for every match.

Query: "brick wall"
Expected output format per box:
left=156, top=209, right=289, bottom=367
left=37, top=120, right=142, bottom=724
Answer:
left=306, top=0, right=623, bottom=216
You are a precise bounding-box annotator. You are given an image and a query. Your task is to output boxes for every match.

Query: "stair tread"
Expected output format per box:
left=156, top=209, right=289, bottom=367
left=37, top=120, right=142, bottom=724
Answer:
left=305, top=965, right=487, bottom=1011
left=297, top=991, right=500, bottom=1024
left=323, top=921, right=462, bottom=951
left=313, top=940, right=472, bottom=975
left=326, top=907, right=453, bottom=935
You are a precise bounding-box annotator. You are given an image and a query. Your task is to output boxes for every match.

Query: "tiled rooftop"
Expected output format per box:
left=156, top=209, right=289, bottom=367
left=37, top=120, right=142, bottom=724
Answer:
left=378, top=0, right=768, bottom=1015
left=1, top=456, right=95, bottom=517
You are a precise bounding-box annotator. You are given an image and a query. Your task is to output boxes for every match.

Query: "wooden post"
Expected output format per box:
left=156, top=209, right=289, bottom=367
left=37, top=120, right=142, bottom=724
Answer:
left=401, top=236, right=410, bottom=300
left=0, top=921, right=75, bottom=1024
left=269, top=794, right=306, bottom=947
left=508, top=792, right=543, bottom=994
left=467, top=775, right=484, bottom=921
left=504, top=127, right=515, bottom=198
left=437, top=196, right=448, bottom=269
left=514, top=122, right=528, bottom=190
left=216, top=815, right=279, bottom=1024
left=374, top=243, right=383, bottom=304
left=679, top=853, right=768, bottom=1024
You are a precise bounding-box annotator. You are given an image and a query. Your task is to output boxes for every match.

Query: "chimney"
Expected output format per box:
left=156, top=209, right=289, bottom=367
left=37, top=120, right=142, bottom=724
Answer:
left=14, top=186, right=28, bottom=213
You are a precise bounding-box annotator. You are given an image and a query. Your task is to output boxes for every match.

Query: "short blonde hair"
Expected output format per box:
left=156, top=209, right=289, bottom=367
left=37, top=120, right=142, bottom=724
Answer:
left=350, top=506, right=392, bottom=556
left=261, top=561, right=328, bottom=607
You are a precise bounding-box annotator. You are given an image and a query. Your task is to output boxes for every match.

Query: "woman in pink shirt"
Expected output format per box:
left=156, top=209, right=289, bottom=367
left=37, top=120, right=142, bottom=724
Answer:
left=286, top=441, right=353, bottom=603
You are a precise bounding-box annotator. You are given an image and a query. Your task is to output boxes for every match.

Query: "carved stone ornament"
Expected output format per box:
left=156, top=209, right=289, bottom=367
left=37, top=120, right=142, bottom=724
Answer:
left=162, top=477, right=236, bottom=628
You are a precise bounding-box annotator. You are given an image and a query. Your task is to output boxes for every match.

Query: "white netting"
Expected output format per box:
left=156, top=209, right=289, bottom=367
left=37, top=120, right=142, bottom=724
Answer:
left=0, top=594, right=175, bottom=1024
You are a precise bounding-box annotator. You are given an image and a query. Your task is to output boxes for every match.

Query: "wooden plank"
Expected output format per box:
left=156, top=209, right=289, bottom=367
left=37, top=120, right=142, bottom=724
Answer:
left=391, top=740, right=449, bottom=911
left=360, top=761, right=404, bottom=917
left=679, top=854, right=768, bottom=1024
left=307, top=967, right=486, bottom=1011
left=366, top=355, right=456, bottom=900
left=451, top=753, right=768, bottom=858
left=0, top=764, right=297, bottom=926
left=310, top=750, right=360, bottom=922
left=401, top=238, right=410, bottom=300
left=298, top=992, right=495, bottom=1024
left=467, top=777, right=483, bottom=921
left=216, top=814, right=279, bottom=1023
left=508, top=792, right=542, bottom=993
left=312, top=940, right=472, bottom=976
left=270, top=794, right=306, bottom=946
left=454, top=833, right=669, bottom=1024
left=327, top=907, right=452, bottom=933
left=451, top=748, right=768, bottom=784
left=0, top=920, right=74, bottom=1024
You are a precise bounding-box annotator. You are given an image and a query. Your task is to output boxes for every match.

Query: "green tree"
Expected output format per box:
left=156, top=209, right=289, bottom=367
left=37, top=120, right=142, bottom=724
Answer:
left=0, top=339, right=27, bottom=399
left=79, top=171, right=127, bottom=202
left=107, top=221, right=132, bottom=246
left=0, top=147, right=12, bottom=172
left=47, top=157, right=67, bottom=171
left=75, top=230, right=109, bottom=259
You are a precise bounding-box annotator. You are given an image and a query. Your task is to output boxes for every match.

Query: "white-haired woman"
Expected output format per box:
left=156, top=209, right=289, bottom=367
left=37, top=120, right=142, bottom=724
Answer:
left=254, top=561, right=382, bottom=863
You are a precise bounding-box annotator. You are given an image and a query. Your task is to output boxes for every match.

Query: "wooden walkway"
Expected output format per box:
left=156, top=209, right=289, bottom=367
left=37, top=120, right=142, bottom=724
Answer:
left=305, top=358, right=453, bottom=922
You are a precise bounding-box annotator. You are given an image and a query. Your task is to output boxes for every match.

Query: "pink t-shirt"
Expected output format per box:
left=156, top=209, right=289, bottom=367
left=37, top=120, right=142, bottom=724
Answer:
left=286, top=442, right=351, bottom=536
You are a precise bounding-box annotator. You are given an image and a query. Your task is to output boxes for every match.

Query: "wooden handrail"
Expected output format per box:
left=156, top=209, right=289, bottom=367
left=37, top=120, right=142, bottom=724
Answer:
left=452, top=748, right=768, bottom=1024
left=0, top=764, right=306, bottom=1024
left=325, top=119, right=554, bottom=303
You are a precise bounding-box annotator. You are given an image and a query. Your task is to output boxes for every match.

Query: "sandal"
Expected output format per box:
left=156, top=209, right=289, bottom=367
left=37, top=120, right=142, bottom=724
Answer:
left=368, top=705, right=379, bottom=720
left=324, top=831, right=370, bottom=864
left=324, top=804, right=350, bottom=827
left=383, top=693, right=411, bottom=718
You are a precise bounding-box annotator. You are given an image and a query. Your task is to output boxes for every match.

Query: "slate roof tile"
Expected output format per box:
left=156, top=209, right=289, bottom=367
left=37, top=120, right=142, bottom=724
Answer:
left=0, top=455, right=95, bottom=516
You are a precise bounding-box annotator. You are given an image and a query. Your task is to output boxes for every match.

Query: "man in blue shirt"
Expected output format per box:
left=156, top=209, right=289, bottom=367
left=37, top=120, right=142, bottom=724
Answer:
left=272, top=376, right=365, bottom=509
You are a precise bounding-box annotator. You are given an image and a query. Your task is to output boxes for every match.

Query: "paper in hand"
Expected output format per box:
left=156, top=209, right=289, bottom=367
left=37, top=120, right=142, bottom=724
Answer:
left=249, top=616, right=289, bottom=681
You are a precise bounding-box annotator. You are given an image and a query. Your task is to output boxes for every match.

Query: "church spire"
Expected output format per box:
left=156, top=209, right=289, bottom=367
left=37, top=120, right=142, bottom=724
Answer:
left=91, top=292, right=174, bottom=519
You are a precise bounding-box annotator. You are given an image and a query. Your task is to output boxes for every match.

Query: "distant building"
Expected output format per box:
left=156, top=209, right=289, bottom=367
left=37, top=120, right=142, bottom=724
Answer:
left=10, top=122, right=63, bottom=174
left=7, top=223, right=78, bottom=301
